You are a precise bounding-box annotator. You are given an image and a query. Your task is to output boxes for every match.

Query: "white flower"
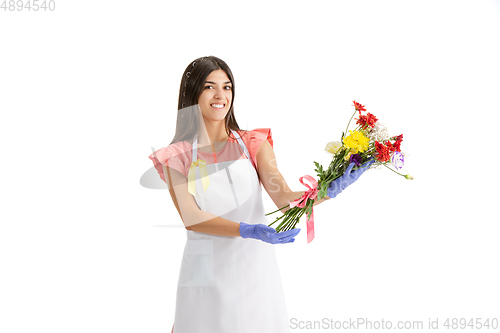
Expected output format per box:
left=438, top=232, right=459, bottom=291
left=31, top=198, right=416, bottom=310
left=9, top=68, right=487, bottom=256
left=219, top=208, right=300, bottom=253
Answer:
left=325, top=141, right=342, bottom=155
left=367, top=121, right=389, bottom=142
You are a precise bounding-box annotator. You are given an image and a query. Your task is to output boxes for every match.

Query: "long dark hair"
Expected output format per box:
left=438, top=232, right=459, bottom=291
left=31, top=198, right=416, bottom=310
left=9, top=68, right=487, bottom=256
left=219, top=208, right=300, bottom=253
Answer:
left=169, top=56, right=248, bottom=146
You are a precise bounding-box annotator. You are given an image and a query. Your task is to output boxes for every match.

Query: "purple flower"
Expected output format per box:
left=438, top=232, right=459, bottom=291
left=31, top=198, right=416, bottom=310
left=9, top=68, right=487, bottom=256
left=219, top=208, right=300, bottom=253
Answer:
left=349, top=153, right=362, bottom=167
left=391, top=151, right=404, bottom=170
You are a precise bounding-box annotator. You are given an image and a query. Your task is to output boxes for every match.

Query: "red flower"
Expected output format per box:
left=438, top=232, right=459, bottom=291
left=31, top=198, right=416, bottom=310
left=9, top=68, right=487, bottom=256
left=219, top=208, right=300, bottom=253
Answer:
left=384, top=140, right=396, bottom=153
left=393, top=134, right=403, bottom=152
left=352, top=100, right=367, bottom=114
left=375, top=141, right=391, bottom=162
left=356, top=112, right=378, bottom=129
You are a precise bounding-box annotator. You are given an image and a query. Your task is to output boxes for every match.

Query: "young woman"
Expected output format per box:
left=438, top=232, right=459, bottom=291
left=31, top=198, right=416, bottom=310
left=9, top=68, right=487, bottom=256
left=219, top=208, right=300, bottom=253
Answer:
left=149, top=56, right=372, bottom=333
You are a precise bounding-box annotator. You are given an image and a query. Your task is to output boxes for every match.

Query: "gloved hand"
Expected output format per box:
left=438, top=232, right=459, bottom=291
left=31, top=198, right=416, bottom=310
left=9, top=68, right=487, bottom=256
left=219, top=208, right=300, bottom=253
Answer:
left=327, top=159, right=374, bottom=199
left=239, top=222, right=300, bottom=244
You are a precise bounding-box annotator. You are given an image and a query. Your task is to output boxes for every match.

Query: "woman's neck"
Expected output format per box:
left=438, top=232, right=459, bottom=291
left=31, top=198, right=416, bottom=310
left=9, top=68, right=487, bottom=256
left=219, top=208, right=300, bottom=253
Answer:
left=197, top=119, right=229, bottom=146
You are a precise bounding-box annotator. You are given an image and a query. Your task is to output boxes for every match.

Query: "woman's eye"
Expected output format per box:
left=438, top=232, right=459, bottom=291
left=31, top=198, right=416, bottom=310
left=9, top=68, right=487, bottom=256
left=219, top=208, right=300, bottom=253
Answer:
left=204, top=85, right=232, bottom=90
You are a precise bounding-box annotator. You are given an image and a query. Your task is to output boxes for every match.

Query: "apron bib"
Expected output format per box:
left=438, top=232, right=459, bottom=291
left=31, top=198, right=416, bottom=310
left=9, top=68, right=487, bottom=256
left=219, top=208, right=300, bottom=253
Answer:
left=172, top=130, right=291, bottom=333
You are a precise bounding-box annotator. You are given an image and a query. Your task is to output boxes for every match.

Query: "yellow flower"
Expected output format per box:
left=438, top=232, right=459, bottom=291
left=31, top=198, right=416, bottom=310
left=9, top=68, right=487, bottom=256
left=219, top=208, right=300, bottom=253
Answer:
left=325, top=141, right=342, bottom=155
left=343, top=130, right=369, bottom=154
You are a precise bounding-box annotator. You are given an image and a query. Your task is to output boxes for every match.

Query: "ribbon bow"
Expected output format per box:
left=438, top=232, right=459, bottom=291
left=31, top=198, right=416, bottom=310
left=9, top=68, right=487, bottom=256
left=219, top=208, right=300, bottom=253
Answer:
left=289, top=175, right=318, bottom=243
left=188, top=159, right=210, bottom=197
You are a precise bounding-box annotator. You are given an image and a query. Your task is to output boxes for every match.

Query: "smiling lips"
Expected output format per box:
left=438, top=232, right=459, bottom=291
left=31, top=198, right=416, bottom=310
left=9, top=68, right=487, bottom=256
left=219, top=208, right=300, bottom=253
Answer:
left=210, top=103, right=225, bottom=110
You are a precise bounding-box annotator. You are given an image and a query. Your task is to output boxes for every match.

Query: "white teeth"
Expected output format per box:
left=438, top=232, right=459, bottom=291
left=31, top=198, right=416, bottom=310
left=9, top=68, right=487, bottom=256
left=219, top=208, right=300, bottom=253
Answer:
left=211, top=104, right=224, bottom=108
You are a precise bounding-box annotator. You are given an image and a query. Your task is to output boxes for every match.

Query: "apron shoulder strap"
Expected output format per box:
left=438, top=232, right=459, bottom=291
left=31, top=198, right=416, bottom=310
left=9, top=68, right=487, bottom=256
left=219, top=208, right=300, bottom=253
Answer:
left=231, top=130, right=257, bottom=171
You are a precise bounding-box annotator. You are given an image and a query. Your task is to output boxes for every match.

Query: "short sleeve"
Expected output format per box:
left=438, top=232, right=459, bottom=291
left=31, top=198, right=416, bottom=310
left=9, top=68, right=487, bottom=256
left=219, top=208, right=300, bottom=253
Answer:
left=148, top=144, right=188, bottom=184
left=248, top=128, right=274, bottom=173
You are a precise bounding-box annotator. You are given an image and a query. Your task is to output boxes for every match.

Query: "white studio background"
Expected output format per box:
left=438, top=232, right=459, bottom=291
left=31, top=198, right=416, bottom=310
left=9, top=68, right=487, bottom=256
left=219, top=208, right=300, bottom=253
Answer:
left=1, top=1, right=500, bottom=333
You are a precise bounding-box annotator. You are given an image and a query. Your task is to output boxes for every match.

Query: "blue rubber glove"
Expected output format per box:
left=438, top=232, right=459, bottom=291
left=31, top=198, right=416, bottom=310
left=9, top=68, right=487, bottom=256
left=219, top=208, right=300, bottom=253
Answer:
left=327, top=159, right=375, bottom=199
left=239, top=222, right=300, bottom=244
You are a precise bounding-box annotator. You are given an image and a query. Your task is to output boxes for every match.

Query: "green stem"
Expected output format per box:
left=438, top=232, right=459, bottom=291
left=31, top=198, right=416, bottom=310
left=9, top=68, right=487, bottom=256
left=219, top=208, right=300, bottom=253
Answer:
left=265, top=204, right=289, bottom=216
left=343, top=110, right=357, bottom=140
left=382, top=162, right=405, bottom=177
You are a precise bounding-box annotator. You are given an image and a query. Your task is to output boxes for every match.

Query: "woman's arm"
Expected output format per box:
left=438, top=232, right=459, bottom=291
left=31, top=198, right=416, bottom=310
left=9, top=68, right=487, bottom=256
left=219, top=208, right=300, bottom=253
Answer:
left=165, top=165, right=242, bottom=237
left=256, top=139, right=331, bottom=214
left=185, top=213, right=242, bottom=237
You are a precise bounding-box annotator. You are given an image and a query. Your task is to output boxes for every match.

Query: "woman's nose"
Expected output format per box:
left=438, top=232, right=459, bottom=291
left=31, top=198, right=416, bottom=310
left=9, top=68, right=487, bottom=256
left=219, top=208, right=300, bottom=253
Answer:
left=214, top=89, right=226, bottom=100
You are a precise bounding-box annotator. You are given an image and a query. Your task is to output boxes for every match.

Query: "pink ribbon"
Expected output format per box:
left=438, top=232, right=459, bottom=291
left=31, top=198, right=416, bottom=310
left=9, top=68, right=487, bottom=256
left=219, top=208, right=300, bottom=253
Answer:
left=289, top=175, right=319, bottom=243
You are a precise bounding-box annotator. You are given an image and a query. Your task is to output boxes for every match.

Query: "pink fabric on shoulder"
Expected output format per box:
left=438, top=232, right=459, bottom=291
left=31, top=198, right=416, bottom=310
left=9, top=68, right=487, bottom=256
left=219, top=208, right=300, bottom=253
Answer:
left=238, top=128, right=273, bottom=174
left=149, top=141, right=192, bottom=183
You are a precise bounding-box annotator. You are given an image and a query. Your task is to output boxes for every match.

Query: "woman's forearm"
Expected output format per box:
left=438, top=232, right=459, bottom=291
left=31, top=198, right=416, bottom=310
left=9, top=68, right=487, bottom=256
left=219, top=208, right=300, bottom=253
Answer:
left=185, top=210, right=242, bottom=237
left=277, top=190, right=330, bottom=213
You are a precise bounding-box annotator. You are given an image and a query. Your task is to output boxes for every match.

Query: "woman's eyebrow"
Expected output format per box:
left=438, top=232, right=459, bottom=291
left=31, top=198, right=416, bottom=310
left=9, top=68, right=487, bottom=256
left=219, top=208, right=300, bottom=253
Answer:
left=205, top=81, right=232, bottom=84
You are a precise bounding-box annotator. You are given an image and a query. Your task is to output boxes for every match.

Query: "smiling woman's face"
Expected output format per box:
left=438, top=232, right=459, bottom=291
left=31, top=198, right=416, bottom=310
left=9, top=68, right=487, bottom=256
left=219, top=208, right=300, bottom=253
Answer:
left=197, top=69, right=233, bottom=123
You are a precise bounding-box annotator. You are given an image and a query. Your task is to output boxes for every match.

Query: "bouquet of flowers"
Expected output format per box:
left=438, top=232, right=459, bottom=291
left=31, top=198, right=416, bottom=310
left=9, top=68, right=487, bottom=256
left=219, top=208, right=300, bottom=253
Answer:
left=266, top=100, right=413, bottom=243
